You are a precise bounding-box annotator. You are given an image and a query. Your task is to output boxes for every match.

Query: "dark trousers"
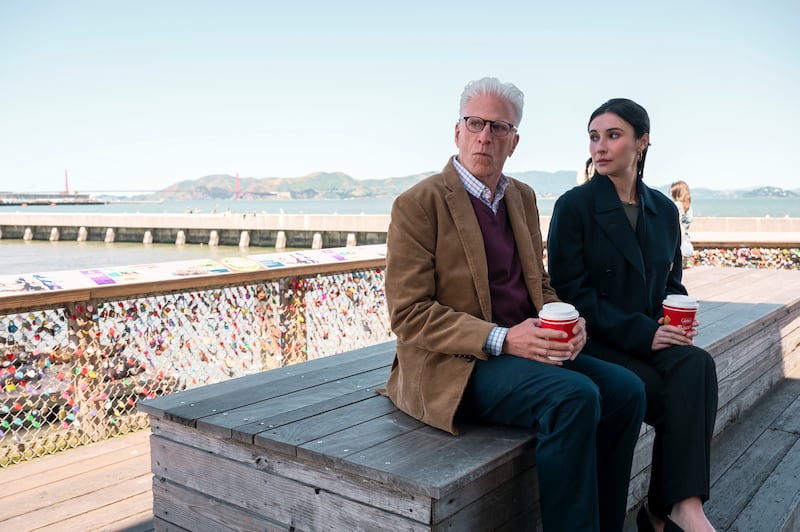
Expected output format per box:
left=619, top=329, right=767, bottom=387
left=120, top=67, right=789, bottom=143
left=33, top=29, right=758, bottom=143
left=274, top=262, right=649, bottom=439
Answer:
left=459, top=354, right=646, bottom=532
left=595, top=344, right=718, bottom=518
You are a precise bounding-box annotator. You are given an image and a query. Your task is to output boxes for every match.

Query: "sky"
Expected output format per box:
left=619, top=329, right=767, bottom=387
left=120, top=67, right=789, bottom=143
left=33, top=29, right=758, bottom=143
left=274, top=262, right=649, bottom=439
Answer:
left=1, top=1, right=798, bottom=194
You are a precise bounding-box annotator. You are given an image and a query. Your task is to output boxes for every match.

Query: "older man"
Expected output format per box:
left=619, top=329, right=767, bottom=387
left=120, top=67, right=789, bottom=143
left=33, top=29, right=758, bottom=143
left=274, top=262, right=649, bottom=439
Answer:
left=384, top=77, right=646, bottom=531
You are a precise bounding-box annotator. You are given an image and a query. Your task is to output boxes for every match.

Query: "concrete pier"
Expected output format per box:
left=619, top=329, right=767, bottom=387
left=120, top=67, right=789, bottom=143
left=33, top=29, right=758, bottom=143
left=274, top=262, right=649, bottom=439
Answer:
left=239, top=230, right=250, bottom=248
left=275, top=231, right=287, bottom=250
left=0, top=212, right=798, bottom=248
left=0, top=212, right=390, bottom=249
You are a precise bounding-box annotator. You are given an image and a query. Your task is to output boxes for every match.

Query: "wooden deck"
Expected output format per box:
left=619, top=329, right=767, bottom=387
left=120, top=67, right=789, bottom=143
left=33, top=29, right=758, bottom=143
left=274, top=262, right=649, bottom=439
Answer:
left=2, top=266, right=800, bottom=531
left=0, top=430, right=153, bottom=531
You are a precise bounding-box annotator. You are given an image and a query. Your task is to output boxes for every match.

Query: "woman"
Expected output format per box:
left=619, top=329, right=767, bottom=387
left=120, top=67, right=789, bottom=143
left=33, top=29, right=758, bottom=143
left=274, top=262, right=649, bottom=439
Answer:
left=547, top=98, right=718, bottom=532
left=670, top=180, right=695, bottom=261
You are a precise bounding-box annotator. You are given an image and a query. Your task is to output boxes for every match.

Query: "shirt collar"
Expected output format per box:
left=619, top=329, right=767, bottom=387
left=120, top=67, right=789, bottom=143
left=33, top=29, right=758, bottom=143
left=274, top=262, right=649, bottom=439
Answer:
left=453, top=156, right=509, bottom=214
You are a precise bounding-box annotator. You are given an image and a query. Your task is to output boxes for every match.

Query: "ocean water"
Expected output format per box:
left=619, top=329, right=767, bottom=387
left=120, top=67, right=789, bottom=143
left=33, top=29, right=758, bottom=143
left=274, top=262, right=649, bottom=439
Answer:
left=1, top=197, right=798, bottom=275
left=2, top=196, right=800, bottom=217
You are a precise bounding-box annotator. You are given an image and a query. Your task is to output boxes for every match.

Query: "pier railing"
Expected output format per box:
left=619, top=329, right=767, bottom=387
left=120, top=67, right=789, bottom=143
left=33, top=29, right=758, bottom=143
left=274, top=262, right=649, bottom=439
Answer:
left=0, top=247, right=391, bottom=466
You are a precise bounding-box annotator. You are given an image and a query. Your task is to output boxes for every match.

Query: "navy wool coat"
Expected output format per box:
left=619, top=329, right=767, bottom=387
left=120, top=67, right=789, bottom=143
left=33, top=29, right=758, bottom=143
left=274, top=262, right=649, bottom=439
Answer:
left=547, top=173, right=686, bottom=360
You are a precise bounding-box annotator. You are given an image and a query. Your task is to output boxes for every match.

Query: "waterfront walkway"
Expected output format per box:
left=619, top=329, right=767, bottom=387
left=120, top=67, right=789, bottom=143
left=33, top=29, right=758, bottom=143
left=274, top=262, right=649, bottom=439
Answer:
left=2, top=265, right=800, bottom=531
left=1, top=366, right=798, bottom=531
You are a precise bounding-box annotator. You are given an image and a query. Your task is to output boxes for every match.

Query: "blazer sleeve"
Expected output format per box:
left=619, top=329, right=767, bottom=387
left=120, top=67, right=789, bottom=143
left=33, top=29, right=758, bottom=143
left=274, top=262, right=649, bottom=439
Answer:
left=548, top=194, right=660, bottom=355
left=385, top=190, right=494, bottom=358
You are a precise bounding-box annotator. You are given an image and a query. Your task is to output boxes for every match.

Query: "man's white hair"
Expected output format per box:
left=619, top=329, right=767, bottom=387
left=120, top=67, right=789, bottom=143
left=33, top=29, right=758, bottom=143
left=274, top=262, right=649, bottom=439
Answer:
left=459, top=77, right=524, bottom=126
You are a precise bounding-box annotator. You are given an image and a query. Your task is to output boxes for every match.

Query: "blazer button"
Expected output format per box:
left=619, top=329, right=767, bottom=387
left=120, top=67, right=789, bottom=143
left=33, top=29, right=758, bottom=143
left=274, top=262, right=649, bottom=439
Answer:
left=465, top=355, right=475, bottom=362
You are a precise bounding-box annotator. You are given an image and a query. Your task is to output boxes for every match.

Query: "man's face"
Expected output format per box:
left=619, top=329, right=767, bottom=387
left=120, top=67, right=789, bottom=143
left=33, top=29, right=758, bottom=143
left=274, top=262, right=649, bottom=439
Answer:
left=455, top=93, right=519, bottom=188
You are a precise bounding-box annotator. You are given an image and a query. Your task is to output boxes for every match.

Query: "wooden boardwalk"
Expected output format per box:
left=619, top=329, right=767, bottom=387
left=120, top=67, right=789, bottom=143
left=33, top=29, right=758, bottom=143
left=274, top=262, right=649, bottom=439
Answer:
left=2, top=266, right=799, bottom=532
left=0, top=430, right=153, bottom=531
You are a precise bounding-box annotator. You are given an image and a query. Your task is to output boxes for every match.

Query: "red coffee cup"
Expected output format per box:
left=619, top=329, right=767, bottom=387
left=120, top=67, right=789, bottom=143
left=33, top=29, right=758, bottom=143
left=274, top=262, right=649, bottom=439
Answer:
left=539, top=302, right=580, bottom=360
left=662, top=294, right=699, bottom=333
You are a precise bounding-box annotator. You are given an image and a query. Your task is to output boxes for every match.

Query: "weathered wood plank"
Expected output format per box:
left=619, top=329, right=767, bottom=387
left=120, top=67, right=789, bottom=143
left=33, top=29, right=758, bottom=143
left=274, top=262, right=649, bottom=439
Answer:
left=0, top=429, right=150, bottom=489
left=771, top=390, right=800, bottom=434
left=433, top=464, right=539, bottom=532
left=0, top=451, right=151, bottom=522
left=686, top=268, right=800, bottom=306
left=150, top=421, right=435, bottom=521
left=139, top=340, right=395, bottom=419
left=35, top=490, right=154, bottom=532
left=153, top=515, right=191, bottom=531
left=253, top=392, right=405, bottom=456
left=705, top=428, right=798, bottom=530
left=151, top=436, right=433, bottom=531
left=296, top=407, right=425, bottom=463
left=430, top=451, right=538, bottom=525
left=710, top=376, right=800, bottom=484
left=728, top=438, right=800, bottom=532
left=0, top=471, right=152, bottom=530
left=153, top=480, right=284, bottom=532
left=714, top=347, right=800, bottom=437
left=337, top=423, right=536, bottom=498
left=196, top=367, right=389, bottom=440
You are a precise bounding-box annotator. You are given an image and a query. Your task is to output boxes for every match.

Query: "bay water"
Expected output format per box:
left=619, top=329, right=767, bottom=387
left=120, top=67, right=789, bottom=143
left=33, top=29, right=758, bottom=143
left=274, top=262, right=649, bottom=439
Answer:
left=1, top=197, right=799, bottom=276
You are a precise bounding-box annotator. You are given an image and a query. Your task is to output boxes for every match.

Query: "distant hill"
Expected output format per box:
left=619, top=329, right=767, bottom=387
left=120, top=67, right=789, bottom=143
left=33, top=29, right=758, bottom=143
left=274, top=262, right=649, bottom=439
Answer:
left=653, top=185, right=799, bottom=199
left=148, top=172, right=436, bottom=201
left=139, top=172, right=799, bottom=201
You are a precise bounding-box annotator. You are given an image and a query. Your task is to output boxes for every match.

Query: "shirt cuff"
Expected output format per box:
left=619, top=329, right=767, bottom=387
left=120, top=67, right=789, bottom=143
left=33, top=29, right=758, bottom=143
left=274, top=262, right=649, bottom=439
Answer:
left=485, top=326, right=509, bottom=356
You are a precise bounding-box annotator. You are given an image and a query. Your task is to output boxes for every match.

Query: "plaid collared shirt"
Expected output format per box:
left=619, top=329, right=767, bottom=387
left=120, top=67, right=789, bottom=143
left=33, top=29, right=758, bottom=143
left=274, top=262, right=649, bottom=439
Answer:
left=453, top=156, right=509, bottom=214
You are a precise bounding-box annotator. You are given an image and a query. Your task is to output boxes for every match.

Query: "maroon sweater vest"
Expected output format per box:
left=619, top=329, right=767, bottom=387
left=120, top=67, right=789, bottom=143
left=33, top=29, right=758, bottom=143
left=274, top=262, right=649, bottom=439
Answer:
left=468, top=195, right=534, bottom=327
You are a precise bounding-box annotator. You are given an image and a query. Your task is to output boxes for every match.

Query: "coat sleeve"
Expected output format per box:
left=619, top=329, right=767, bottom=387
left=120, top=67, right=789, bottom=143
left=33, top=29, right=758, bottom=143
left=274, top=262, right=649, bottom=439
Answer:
left=547, top=194, right=660, bottom=356
left=385, top=191, right=494, bottom=358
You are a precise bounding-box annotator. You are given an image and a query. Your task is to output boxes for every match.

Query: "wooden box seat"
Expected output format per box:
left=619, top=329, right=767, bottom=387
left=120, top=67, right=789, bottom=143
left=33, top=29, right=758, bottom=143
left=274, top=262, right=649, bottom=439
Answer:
left=141, top=267, right=800, bottom=531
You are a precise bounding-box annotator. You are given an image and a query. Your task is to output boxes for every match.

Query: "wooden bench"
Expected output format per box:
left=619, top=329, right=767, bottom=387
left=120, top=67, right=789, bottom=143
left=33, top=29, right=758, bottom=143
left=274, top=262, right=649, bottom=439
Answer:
left=140, top=267, right=800, bottom=531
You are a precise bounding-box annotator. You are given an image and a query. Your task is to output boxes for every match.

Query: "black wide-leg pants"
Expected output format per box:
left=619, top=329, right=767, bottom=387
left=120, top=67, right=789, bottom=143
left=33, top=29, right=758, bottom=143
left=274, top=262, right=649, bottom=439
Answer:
left=597, top=344, right=718, bottom=518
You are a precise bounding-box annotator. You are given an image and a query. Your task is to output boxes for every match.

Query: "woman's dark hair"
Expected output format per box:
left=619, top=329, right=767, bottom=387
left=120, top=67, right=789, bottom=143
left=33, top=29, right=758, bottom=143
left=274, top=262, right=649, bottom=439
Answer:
left=589, top=98, right=651, bottom=179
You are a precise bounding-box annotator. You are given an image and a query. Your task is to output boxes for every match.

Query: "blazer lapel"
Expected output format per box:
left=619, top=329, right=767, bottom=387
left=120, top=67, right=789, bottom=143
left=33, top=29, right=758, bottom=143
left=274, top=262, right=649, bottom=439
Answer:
left=591, top=175, right=646, bottom=278
left=504, top=184, right=544, bottom=309
left=442, top=164, right=493, bottom=321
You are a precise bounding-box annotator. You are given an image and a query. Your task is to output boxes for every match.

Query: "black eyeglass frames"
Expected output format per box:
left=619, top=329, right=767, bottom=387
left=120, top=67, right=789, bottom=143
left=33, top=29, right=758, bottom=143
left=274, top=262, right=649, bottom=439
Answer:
left=462, top=116, right=517, bottom=137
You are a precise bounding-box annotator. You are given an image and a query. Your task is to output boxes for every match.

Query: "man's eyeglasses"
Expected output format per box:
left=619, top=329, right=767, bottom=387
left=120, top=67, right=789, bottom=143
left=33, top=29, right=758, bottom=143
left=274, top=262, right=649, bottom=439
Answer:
left=462, top=116, right=517, bottom=138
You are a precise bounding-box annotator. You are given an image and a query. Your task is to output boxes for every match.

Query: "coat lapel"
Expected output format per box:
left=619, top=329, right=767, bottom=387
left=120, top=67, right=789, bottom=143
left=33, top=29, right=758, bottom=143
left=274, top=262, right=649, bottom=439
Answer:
left=504, top=183, right=545, bottom=310
left=591, top=175, right=646, bottom=278
left=442, top=164, right=493, bottom=321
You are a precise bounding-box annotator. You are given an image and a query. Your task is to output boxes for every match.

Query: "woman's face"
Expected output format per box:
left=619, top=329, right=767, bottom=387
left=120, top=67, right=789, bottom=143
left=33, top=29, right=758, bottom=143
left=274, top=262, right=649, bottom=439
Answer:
left=588, top=112, right=648, bottom=180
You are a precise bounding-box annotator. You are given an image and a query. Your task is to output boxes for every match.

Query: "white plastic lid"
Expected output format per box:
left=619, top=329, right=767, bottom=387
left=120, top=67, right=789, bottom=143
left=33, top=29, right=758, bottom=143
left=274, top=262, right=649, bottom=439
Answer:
left=540, top=302, right=579, bottom=321
left=663, top=294, right=699, bottom=309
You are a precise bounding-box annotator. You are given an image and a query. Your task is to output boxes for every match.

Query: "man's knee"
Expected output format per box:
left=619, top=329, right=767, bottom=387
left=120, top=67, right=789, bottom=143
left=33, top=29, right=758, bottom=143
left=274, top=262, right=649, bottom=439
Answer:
left=555, top=376, right=602, bottom=427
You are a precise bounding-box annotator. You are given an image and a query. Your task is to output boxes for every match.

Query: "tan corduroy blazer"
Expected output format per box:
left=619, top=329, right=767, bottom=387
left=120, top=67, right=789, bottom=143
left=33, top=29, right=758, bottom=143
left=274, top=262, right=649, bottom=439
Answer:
left=384, top=157, right=559, bottom=434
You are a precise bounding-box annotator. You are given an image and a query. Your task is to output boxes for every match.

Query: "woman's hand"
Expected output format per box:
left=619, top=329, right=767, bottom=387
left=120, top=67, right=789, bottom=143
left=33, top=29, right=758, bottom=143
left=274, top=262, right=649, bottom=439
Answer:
left=651, top=317, right=697, bottom=351
left=503, top=317, right=585, bottom=364
left=568, top=317, right=588, bottom=354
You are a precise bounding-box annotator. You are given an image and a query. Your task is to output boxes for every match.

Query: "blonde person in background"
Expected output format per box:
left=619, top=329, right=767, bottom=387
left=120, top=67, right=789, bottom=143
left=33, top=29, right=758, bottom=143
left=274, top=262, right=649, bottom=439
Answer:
left=670, top=180, right=694, bottom=260
left=577, top=157, right=596, bottom=185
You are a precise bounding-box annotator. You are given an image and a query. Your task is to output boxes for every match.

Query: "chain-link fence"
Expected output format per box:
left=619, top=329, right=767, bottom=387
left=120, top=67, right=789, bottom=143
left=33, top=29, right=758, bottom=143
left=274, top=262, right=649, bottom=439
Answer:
left=0, top=266, right=390, bottom=466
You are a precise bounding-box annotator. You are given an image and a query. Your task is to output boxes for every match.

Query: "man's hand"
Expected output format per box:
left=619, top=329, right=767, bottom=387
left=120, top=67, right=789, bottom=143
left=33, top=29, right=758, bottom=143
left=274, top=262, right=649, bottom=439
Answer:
left=502, top=317, right=586, bottom=365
